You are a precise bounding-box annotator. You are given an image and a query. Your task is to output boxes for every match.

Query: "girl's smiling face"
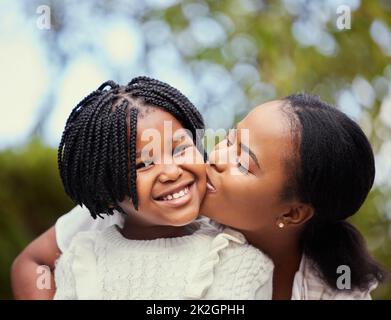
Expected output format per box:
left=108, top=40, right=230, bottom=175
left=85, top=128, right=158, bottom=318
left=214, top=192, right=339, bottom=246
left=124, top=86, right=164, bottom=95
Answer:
left=118, top=108, right=206, bottom=228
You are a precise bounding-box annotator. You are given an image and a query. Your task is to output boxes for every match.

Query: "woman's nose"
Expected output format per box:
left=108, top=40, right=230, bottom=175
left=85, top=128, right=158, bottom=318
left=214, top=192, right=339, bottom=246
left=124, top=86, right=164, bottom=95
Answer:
left=208, top=147, right=229, bottom=173
left=158, top=164, right=183, bottom=183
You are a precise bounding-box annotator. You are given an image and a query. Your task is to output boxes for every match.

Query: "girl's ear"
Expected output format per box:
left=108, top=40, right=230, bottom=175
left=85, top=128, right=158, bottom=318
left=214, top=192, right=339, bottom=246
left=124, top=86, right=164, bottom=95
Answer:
left=279, top=203, right=314, bottom=228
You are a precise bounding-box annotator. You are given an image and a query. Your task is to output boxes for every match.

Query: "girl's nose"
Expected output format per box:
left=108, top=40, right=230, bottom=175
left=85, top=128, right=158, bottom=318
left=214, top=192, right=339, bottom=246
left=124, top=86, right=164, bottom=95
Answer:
left=158, top=164, right=183, bottom=183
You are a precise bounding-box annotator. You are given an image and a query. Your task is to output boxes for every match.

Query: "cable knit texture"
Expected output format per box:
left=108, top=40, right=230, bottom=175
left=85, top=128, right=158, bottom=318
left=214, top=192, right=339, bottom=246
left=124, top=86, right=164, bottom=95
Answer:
left=54, top=218, right=274, bottom=300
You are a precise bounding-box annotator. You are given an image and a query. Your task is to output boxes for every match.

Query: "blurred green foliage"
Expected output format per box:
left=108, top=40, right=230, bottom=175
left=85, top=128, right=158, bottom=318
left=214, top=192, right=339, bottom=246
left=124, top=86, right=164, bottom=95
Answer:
left=0, top=140, right=74, bottom=299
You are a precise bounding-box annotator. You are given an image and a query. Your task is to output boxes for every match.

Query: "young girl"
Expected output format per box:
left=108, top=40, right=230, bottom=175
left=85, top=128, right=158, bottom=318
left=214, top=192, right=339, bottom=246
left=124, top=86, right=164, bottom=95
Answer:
left=51, top=76, right=273, bottom=299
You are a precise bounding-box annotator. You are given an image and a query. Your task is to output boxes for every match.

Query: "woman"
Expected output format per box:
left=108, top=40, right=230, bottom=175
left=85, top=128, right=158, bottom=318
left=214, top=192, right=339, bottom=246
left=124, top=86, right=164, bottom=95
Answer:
left=202, top=93, right=385, bottom=299
left=11, top=93, right=385, bottom=299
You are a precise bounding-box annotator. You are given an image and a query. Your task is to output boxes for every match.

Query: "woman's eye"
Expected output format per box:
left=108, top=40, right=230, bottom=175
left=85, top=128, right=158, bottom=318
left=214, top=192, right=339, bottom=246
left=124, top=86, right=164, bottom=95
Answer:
left=136, top=160, right=154, bottom=170
left=237, top=160, right=249, bottom=174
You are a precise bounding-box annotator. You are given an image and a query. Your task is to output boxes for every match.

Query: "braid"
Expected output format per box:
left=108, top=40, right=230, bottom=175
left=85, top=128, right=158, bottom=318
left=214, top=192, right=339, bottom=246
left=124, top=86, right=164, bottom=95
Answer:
left=110, top=101, right=122, bottom=198
left=96, top=103, right=116, bottom=205
left=117, top=100, right=131, bottom=198
left=98, top=80, right=120, bottom=91
left=129, top=107, right=139, bottom=210
left=82, top=93, right=114, bottom=194
left=73, top=92, right=110, bottom=201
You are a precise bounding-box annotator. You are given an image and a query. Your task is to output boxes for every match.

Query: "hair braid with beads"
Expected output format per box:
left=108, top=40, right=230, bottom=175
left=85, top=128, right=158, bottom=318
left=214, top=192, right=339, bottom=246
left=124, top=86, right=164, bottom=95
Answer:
left=58, top=76, right=205, bottom=219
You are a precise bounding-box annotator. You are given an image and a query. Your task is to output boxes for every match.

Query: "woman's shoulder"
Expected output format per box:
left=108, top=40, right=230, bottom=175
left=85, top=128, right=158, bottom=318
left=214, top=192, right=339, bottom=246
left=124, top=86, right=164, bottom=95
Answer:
left=292, top=255, right=377, bottom=300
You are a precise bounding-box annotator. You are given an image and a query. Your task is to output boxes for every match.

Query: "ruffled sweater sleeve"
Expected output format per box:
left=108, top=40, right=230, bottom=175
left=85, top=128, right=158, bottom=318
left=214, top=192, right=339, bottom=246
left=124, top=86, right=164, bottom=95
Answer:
left=53, top=231, right=99, bottom=300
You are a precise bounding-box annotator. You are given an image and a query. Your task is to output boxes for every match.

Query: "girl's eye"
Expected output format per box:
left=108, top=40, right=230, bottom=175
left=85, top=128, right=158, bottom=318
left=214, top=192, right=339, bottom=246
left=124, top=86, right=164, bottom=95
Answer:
left=136, top=160, right=154, bottom=170
left=173, top=144, right=192, bottom=156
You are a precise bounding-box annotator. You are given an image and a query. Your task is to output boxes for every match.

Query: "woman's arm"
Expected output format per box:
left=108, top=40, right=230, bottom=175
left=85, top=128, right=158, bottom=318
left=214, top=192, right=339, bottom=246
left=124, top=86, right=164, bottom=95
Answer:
left=11, top=226, right=60, bottom=300
left=11, top=205, right=124, bottom=299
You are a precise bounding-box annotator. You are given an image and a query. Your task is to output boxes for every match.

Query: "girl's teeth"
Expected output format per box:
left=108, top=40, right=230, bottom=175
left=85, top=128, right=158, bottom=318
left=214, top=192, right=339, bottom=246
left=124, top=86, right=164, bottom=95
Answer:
left=161, top=185, right=191, bottom=201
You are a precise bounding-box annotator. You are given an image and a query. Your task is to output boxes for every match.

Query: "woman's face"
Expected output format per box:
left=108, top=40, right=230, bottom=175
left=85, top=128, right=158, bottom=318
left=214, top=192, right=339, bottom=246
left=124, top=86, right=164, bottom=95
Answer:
left=201, top=100, right=296, bottom=233
left=118, top=108, right=206, bottom=227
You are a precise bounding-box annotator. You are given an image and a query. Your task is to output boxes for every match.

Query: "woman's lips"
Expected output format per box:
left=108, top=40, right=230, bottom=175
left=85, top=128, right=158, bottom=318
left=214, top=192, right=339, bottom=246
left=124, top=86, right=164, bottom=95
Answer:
left=206, top=180, right=216, bottom=192
left=206, top=171, right=217, bottom=193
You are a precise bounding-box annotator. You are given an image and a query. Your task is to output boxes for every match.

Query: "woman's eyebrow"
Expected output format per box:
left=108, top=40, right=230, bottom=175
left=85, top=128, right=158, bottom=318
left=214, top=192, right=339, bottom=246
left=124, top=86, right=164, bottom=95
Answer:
left=239, top=142, right=260, bottom=169
left=235, top=124, right=260, bottom=169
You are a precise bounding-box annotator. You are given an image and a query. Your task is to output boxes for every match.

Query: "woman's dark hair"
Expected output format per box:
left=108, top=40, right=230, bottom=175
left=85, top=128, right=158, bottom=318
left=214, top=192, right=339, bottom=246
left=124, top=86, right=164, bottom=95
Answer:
left=282, top=93, right=386, bottom=291
left=58, top=76, right=205, bottom=219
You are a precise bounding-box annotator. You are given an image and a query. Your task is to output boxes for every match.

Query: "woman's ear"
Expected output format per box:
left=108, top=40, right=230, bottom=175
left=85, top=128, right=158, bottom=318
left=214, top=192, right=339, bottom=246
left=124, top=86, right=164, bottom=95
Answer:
left=280, top=203, right=314, bottom=228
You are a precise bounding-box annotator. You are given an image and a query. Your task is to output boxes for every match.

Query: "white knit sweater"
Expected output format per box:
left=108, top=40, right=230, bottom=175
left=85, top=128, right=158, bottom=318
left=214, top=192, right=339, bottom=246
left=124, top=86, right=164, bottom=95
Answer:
left=53, top=218, right=274, bottom=300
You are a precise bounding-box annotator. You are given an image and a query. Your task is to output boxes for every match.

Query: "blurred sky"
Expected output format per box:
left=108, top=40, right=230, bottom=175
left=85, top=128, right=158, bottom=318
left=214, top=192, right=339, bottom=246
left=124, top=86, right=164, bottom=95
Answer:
left=0, top=0, right=391, bottom=187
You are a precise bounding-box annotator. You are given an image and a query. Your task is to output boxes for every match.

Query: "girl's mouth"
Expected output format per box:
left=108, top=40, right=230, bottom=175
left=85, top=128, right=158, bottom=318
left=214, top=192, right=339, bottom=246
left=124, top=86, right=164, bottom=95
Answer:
left=153, top=181, right=195, bottom=208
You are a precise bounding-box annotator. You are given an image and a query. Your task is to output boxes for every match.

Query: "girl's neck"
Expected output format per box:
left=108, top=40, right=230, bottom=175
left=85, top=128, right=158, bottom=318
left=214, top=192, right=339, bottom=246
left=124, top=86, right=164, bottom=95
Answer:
left=121, top=217, right=197, bottom=240
left=240, top=228, right=303, bottom=300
